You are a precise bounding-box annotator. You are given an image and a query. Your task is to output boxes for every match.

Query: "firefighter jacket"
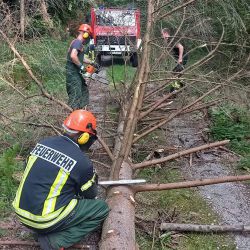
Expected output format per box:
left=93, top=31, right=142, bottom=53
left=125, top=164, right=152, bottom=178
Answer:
left=12, top=135, right=96, bottom=230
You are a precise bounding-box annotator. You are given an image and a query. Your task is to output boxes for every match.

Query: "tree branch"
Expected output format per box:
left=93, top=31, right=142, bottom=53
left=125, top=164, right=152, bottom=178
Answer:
left=0, top=240, right=92, bottom=249
left=97, top=136, right=115, bottom=161
left=160, top=223, right=250, bottom=233
left=158, top=0, right=196, bottom=20
left=133, top=85, right=221, bottom=143
left=133, top=174, right=250, bottom=193
left=133, top=140, right=229, bottom=169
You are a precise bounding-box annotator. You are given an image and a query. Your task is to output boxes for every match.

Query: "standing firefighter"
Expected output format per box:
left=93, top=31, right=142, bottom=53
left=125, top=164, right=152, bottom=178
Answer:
left=12, top=110, right=109, bottom=250
left=161, top=28, right=188, bottom=92
left=66, top=24, right=95, bottom=110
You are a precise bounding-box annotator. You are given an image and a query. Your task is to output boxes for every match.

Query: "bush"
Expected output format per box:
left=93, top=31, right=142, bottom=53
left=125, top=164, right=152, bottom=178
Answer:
left=210, top=105, right=250, bottom=171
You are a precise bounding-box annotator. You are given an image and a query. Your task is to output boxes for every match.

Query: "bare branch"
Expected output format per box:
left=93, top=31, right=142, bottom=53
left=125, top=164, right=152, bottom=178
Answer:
left=97, top=136, right=115, bottom=161
left=133, top=174, right=250, bottom=193
left=133, top=85, right=221, bottom=143
left=133, top=140, right=229, bottom=169
left=160, top=223, right=250, bottom=233
left=0, top=240, right=92, bottom=249
left=158, top=0, right=196, bottom=20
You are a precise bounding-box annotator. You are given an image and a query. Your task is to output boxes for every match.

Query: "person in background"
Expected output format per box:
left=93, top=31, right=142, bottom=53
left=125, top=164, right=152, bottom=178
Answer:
left=161, top=28, right=188, bottom=92
left=66, top=24, right=97, bottom=110
left=13, top=110, right=109, bottom=250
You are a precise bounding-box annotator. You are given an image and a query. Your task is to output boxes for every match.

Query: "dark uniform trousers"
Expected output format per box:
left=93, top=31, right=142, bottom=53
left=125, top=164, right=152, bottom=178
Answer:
left=45, top=198, right=109, bottom=249
left=66, top=71, right=89, bottom=110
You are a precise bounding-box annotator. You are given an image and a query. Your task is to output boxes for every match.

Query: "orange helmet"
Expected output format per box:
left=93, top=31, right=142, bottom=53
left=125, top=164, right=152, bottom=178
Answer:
left=63, top=110, right=97, bottom=135
left=78, top=24, right=93, bottom=37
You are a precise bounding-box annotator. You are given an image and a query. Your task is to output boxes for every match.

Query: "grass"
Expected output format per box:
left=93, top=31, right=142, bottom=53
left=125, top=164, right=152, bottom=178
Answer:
left=135, top=164, right=236, bottom=249
left=0, top=37, right=72, bottom=216
left=0, top=37, right=70, bottom=97
left=209, top=105, right=250, bottom=171
left=0, top=144, right=24, bottom=218
left=106, top=63, right=137, bottom=86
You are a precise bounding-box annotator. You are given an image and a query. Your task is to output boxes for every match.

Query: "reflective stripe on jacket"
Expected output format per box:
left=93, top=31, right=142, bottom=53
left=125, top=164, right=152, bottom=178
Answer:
left=12, top=135, right=95, bottom=229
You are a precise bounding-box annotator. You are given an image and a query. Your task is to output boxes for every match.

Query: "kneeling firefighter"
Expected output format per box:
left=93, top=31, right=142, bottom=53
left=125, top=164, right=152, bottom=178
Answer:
left=12, top=110, right=109, bottom=250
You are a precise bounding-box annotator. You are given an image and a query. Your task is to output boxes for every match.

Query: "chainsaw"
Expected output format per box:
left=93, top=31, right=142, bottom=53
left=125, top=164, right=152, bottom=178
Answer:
left=81, top=64, right=109, bottom=85
left=99, top=179, right=146, bottom=186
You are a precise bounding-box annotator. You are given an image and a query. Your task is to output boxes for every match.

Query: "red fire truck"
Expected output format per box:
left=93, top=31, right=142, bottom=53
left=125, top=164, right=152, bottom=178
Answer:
left=90, top=7, right=141, bottom=67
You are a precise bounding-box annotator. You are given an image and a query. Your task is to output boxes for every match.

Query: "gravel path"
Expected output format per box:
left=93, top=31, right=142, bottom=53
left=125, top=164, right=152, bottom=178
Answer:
left=165, top=113, right=250, bottom=250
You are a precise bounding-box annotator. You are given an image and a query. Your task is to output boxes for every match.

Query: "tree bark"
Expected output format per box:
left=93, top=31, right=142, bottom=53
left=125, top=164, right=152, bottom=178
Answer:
left=40, top=0, right=53, bottom=28
left=100, top=162, right=137, bottom=249
left=20, top=0, right=25, bottom=39
left=160, top=223, right=250, bottom=233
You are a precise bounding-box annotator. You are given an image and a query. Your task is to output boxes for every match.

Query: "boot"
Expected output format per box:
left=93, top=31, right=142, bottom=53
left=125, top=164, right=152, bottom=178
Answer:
left=38, top=234, right=64, bottom=250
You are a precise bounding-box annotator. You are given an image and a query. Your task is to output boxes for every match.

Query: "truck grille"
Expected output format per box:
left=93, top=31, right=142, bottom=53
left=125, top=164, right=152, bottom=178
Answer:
left=96, top=36, right=136, bottom=46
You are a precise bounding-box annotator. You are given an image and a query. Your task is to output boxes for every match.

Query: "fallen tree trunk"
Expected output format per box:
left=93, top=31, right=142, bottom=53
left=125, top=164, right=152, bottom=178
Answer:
left=160, top=223, right=250, bottom=233
left=100, top=162, right=137, bottom=250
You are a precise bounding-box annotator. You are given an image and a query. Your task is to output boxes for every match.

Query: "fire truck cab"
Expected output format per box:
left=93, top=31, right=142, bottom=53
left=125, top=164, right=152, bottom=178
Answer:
left=90, top=7, right=141, bottom=67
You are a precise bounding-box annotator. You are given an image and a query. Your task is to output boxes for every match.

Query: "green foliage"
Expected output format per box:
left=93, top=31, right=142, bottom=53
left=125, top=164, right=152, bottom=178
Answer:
left=14, top=38, right=69, bottom=95
left=48, top=0, right=91, bottom=24
left=25, top=17, right=51, bottom=37
left=0, top=145, right=24, bottom=217
left=205, top=0, right=249, bottom=43
left=210, top=105, right=250, bottom=171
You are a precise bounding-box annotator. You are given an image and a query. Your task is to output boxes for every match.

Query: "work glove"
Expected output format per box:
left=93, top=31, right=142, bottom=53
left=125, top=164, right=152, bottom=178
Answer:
left=79, top=64, right=85, bottom=74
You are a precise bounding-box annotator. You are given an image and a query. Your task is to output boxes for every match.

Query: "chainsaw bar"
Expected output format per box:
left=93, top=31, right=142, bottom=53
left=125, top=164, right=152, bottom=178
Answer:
left=90, top=73, right=109, bottom=85
left=99, top=179, right=146, bottom=186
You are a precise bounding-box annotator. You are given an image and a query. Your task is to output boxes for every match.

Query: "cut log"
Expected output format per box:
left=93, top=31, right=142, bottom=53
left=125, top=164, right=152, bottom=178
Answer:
left=160, top=223, right=250, bottom=233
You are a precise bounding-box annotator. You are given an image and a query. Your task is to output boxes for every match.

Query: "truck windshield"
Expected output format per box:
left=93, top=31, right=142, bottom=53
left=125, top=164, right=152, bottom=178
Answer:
left=96, top=10, right=136, bottom=27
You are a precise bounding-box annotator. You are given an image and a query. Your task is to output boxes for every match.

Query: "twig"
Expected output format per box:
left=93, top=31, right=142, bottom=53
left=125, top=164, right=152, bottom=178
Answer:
left=92, top=159, right=110, bottom=169
left=134, top=85, right=222, bottom=143
left=97, top=136, right=115, bottom=161
left=151, top=221, right=157, bottom=250
left=0, top=240, right=92, bottom=249
left=0, top=77, right=27, bottom=98
left=189, top=153, right=193, bottom=167
left=0, top=112, right=61, bottom=132
left=158, top=0, right=196, bottom=20
left=219, top=146, right=242, bottom=158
